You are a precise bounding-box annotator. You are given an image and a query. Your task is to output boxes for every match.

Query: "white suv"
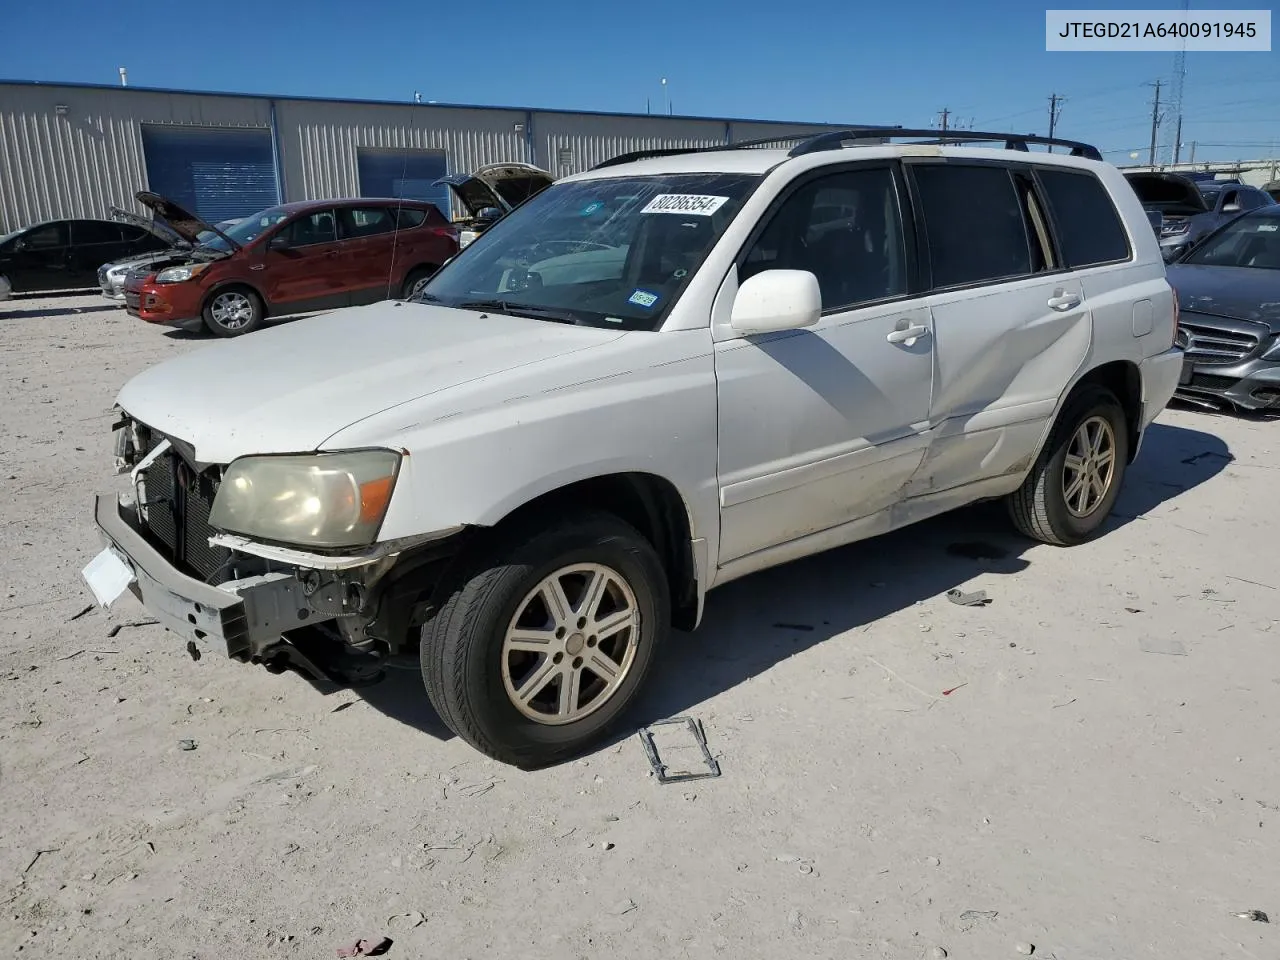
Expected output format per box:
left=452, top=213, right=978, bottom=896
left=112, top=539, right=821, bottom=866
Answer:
left=83, top=129, right=1183, bottom=768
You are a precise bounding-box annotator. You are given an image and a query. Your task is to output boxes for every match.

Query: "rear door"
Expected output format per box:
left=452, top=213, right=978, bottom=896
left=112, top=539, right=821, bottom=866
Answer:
left=9, top=222, right=70, bottom=292
left=335, top=205, right=399, bottom=304
left=261, top=209, right=347, bottom=311
left=68, top=221, right=128, bottom=285
left=903, top=160, right=1088, bottom=496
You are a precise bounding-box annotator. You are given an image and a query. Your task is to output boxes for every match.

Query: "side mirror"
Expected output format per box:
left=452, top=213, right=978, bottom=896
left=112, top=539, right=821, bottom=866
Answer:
left=730, top=269, right=822, bottom=336
left=1222, top=202, right=1242, bottom=214
left=268, top=234, right=292, bottom=251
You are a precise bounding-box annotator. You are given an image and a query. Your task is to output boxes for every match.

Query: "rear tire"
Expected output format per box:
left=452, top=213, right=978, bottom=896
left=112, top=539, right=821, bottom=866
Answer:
left=1006, top=384, right=1129, bottom=545
left=420, top=511, right=669, bottom=768
left=203, top=286, right=264, bottom=337
left=401, top=266, right=437, bottom=300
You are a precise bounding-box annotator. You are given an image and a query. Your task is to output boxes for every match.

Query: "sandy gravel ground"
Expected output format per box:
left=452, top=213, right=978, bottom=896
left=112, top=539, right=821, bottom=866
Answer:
left=2, top=292, right=1279, bottom=960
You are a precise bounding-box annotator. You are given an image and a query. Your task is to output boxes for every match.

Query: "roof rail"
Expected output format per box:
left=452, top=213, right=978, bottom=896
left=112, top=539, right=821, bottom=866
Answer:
left=787, top=127, right=1103, bottom=161
left=591, top=126, right=903, bottom=171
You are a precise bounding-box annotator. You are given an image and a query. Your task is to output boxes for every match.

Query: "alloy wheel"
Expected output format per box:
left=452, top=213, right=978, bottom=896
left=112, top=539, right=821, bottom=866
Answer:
left=1062, top=415, right=1116, bottom=517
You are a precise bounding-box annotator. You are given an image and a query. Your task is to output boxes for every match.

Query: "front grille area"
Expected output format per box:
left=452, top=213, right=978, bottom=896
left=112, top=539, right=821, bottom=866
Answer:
left=138, top=449, right=230, bottom=582
left=1188, top=372, right=1238, bottom=392
left=1179, top=319, right=1260, bottom=365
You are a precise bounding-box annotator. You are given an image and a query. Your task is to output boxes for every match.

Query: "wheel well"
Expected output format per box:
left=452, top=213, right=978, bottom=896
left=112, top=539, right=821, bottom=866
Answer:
left=403, top=263, right=440, bottom=288
left=497, top=474, right=699, bottom=631
left=1073, top=360, right=1142, bottom=460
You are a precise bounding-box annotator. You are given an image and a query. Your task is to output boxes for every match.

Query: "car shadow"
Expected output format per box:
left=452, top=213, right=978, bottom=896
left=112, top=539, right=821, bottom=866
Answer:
left=0, top=304, right=113, bottom=319
left=345, top=421, right=1232, bottom=755
left=160, top=312, right=320, bottom=340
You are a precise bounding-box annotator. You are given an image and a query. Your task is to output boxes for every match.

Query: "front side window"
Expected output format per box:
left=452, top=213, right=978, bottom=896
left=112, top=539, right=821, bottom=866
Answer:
left=741, top=166, right=907, bottom=310
left=1238, top=190, right=1268, bottom=211
left=913, top=164, right=1034, bottom=288
left=1184, top=212, right=1280, bottom=269
left=71, top=221, right=122, bottom=245
left=420, top=173, right=760, bottom=331
left=281, top=210, right=338, bottom=247
left=1038, top=169, right=1130, bottom=267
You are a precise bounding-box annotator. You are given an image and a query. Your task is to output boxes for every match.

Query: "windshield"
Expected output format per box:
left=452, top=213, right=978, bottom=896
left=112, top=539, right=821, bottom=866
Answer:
left=418, top=172, right=761, bottom=330
left=1183, top=212, right=1280, bottom=269
left=198, top=207, right=289, bottom=252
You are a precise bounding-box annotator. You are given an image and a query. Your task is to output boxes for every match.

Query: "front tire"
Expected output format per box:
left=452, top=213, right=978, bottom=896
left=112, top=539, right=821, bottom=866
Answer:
left=1006, top=384, right=1129, bottom=545
left=420, top=512, right=669, bottom=768
left=203, top=286, right=264, bottom=337
left=401, top=266, right=437, bottom=300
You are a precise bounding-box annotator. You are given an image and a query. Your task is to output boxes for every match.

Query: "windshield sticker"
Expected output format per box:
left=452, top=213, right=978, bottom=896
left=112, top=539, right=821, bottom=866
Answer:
left=580, top=201, right=605, bottom=216
left=628, top=289, right=660, bottom=309
left=641, top=194, right=730, bottom=216
left=1257, top=223, right=1278, bottom=232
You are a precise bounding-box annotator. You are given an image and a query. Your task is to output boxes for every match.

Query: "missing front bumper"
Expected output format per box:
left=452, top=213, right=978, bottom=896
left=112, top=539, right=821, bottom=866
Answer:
left=89, top=494, right=325, bottom=660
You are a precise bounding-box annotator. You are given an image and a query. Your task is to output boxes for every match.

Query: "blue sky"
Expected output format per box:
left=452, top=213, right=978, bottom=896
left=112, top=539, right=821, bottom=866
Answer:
left=4, top=0, right=1278, bottom=164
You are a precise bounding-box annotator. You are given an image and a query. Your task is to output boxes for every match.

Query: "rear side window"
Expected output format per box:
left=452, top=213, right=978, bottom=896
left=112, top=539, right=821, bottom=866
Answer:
left=339, top=207, right=397, bottom=239
left=912, top=164, right=1032, bottom=288
left=392, top=207, right=427, bottom=228
left=281, top=210, right=337, bottom=246
left=1037, top=169, right=1131, bottom=267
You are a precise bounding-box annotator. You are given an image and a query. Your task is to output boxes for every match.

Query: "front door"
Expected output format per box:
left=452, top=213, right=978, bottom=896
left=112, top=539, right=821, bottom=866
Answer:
left=713, top=164, right=935, bottom=564
left=261, top=209, right=348, bottom=312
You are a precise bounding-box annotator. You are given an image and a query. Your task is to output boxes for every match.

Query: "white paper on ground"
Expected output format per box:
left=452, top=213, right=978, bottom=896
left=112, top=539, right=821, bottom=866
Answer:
left=81, top=547, right=136, bottom=607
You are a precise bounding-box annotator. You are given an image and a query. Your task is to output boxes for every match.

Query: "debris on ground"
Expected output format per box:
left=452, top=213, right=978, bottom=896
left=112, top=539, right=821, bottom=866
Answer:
left=106, top=618, right=159, bottom=638
left=959, top=910, right=999, bottom=922
left=186, top=640, right=201, bottom=661
left=946, top=588, right=991, bottom=607
left=336, top=936, right=393, bottom=957
left=23, top=848, right=59, bottom=875
left=929, top=948, right=948, bottom=959
left=638, top=716, right=721, bottom=784
left=613, top=898, right=638, bottom=916
left=386, top=911, right=426, bottom=929
left=178, top=739, right=197, bottom=751
left=1234, top=909, right=1269, bottom=922
left=1138, top=637, right=1188, bottom=656
left=67, top=604, right=94, bottom=622
left=1125, top=607, right=1142, bottom=614
left=1015, top=942, right=1036, bottom=955
left=941, top=683, right=968, bottom=696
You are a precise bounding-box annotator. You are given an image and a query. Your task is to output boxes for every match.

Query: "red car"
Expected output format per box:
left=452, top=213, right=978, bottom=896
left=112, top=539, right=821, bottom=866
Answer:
left=123, top=193, right=459, bottom=336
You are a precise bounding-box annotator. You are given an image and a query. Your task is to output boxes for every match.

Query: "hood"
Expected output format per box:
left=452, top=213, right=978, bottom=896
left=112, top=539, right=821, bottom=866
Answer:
left=1167, top=263, right=1280, bottom=328
left=109, top=206, right=187, bottom=248
left=116, top=300, right=625, bottom=464
left=134, top=191, right=240, bottom=250
left=1124, top=172, right=1209, bottom=214
left=435, top=163, right=555, bottom=218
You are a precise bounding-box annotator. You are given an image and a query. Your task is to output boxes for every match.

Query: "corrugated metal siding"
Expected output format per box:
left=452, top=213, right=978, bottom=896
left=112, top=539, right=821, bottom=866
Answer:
left=276, top=100, right=528, bottom=218
left=532, top=113, right=728, bottom=176
left=0, top=84, right=270, bottom=232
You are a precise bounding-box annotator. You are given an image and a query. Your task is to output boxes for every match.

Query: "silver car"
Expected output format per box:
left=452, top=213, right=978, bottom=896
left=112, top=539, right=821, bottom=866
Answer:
left=98, top=214, right=241, bottom=301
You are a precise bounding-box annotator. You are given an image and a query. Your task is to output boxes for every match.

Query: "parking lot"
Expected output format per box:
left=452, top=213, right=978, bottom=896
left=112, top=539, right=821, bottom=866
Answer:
left=3, top=292, right=1280, bottom=958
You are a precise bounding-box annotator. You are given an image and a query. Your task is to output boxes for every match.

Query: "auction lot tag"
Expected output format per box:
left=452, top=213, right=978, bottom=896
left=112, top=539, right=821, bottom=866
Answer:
left=641, top=194, right=729, bottom=216
left=82, top=547, right=136, bottom=607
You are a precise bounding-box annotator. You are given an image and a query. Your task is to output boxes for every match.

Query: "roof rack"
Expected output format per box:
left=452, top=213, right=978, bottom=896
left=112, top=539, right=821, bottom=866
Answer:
left=787, top=127, right=1103, bottom=161
left=591, top=126, right=1102, bottom=171
left=591, top=127, right=903, bottom=170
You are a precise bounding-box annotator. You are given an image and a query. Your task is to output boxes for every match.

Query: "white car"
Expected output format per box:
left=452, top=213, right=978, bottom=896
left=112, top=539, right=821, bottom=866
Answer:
left=83, top=128, right=1183, bottom=768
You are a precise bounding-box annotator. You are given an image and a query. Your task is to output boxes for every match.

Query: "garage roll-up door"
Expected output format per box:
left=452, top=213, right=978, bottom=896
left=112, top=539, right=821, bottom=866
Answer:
left=357, top=149, right=450, bottom=218
left=141, top=126, right=280, bottom=224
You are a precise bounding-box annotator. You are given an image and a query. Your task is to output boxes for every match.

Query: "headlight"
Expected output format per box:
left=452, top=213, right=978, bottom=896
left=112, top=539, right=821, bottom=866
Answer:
left=155, top=263, right=211, bottom=284
left=209, top=450, right=401, bottom=548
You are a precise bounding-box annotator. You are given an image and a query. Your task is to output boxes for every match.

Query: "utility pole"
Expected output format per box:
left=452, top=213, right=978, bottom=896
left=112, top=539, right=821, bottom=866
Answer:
left=937, top=107, right=950, bottom=143
left=1188, top=140, right=1196, bottom=164
left=1147, top=79, right=1163, bottom=167
left=1047, top=93, right=1064, bottom=151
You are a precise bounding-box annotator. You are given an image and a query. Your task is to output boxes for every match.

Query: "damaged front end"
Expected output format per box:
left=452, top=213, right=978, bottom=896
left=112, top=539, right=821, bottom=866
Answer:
left=89, top=414, right=466, bottom=688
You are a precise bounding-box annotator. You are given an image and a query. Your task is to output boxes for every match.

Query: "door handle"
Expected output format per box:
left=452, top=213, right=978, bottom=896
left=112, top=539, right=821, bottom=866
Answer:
left=886, top=323, right=931, bottom=345
left=1047, top=290, right=1082, bottom=311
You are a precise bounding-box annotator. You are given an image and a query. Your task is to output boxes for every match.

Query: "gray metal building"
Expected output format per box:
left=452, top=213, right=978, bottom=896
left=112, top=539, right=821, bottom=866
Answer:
left=0, top=80, right=861, bottom=233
